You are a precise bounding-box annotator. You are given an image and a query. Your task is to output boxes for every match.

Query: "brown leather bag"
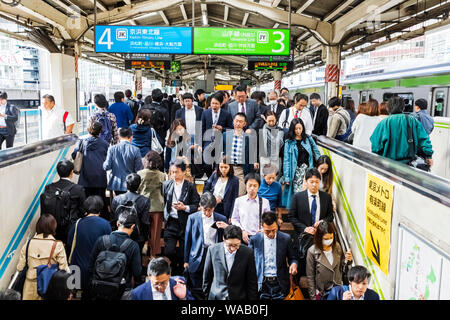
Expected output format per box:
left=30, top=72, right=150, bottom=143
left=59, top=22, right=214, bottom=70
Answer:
left=285, top=275, right=305, bottom=300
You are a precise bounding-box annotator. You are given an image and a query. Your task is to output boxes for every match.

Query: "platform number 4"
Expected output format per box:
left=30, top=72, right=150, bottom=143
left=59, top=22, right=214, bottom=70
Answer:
left=98, top=28, right=114, bottom=50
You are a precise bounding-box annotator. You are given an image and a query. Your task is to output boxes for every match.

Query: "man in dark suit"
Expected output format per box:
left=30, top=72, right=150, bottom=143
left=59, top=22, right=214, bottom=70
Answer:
left=327, top=265, right=380, bottom=300
left=0, top=91, right=19, bottom=149
left=40, top=160, right=86, bottom=243
left=249, top=211, right=298, bottom=300
left=203, top=225, right=258, bottom=300
left=163, top=159, right=200, bottom=275
left=288, top=168, right=334, bottom=238
left=266, top=90, right=285, bottom=121
left=175, top=92, right=203, bottom=137
left=111, top=173, right=150, bottom=251
left=184, top=192, right=228, bottom=293
left=227, top=86, right=262, bottom=131
left=310, top=93, right=329, bottom=136
left=131, top=257, right=194, bottom=300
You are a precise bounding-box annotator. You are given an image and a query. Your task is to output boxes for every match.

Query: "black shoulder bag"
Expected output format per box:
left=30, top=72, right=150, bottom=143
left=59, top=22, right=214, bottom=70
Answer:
left=405, top=114, right=430, bottom=172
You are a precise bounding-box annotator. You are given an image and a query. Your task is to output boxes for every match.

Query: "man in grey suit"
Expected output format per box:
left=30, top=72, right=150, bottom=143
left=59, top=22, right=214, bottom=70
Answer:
left=203, top=225, right=258, bottom=300
left=227, top=86, right=263, bottom=131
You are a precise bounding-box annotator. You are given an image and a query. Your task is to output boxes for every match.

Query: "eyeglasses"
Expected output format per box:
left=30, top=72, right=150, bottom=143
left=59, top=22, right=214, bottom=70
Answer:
left=151, top=279, right=169, bottom=288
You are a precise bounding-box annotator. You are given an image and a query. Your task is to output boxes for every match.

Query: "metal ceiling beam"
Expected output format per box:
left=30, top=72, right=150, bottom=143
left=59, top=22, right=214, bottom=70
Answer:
left=201, top=3, right=208, bottom=26
left=86, top=0, right=107, bottom=12
left=273, top=23, right=279, bottom=28
left=296, top=0, right=315, bottom=14
left=271, top=0, right=282, bottom=8
left=180, top=4, right=188, bottom=20
left=159, top=10, right=170, bottom=25
left=242, top=12, right=249, bottom=26
left=224, top=5, right=229, bottom=21
left=323, top=0, right=353, bottom=22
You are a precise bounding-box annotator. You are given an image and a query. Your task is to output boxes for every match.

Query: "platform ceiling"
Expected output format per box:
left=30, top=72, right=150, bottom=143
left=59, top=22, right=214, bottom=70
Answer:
left=0, top=0, right=449, bottom=84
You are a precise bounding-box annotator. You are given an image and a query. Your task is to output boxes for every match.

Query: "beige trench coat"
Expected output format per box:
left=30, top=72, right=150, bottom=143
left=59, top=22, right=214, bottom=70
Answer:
left=16, top=234, right=70, bottom=300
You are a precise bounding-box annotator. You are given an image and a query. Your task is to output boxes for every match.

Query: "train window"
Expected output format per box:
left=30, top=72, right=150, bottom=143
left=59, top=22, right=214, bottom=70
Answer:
left=360, top=92, right=368, bottom=103
left=433, top=89, right=447, bottom=117
left=382, top=92, right=414, bottom=112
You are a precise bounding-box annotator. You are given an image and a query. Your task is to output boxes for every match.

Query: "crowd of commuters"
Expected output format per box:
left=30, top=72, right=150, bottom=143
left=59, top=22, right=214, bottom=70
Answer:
left=8, top=84, right=438, bottom=301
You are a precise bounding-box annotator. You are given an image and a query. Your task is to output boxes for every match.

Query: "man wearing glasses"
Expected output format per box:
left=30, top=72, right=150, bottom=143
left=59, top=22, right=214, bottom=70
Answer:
left=130, top=257, right=194, bottom=300
left=202, top=225, right=258, bottom=300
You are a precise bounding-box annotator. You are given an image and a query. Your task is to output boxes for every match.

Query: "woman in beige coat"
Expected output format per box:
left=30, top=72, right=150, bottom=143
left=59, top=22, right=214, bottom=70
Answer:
left=17, top=214, right=70, bottom=300
left=306, top=221, right=353, bottom=300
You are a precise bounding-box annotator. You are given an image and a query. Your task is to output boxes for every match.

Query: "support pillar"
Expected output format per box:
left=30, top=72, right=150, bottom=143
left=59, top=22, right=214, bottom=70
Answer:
left=324, top=45, right=341, bottom=104
left=48, top=42, right=80, bottom=134
left=135, top=69, right=143, bottom=96
left=206, top=69, right=216, bottom=92
left=273, top=71, right=282, bottom=93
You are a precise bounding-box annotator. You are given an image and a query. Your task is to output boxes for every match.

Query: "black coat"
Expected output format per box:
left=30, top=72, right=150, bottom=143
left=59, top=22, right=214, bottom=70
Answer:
left=203, top=174, right=239, bottom=219
left=4, top=103, right=19, bottom=136
left=312, top=104, right=329, bottom=136
left=288, top=190, right=334, bottom=237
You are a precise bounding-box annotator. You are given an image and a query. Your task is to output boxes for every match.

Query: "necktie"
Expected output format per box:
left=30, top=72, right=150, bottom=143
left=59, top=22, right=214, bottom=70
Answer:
left=295, top=110, right=299, bottom=119
left=311, top=195, right=317, bottom=225
left=161, top=291, right=168, bottom=300
left=240, top=103, right=245, bottom=114
left=213, top=112, right=218, bottom=126
left=267, top=132, right=272, bottom=157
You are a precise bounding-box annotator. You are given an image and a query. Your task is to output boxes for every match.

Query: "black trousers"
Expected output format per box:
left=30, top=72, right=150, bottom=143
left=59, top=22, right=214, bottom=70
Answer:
left=163, top=217, right=185, bottom=275
left=259, top=278, right=286, bottom=300
left=0, top=132, right=14, bottom=149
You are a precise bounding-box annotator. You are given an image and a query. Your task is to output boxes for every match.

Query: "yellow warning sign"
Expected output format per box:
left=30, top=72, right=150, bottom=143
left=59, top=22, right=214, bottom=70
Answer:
left=364, top=173, right=394, bottom=275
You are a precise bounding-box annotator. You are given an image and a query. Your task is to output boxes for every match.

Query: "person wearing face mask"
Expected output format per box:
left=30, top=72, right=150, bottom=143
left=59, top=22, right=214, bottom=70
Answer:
left=266, top=91, right=285, bottom=120
left=259, top=110, right=284, bottom=175
left=327, top=265, right=379, bottom=300
left=306, top=221, right=353, bottom=300
left=0, top=91, right=19, bottom=149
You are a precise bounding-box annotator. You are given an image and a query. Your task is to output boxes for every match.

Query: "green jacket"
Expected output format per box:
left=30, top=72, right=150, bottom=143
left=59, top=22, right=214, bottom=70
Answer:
left=370, top=113, right=433, bottom=163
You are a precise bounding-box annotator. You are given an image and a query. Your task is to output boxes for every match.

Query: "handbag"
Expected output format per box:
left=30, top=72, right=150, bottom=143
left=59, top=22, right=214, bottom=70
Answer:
left=284, top=275, right=305, bottom=300
left=10, top=239, right=31, bottom=295
left=36, top=241, right=60, bottom=297
left=405, top=114, right=430, bottom=172
left=297, top=232, right=314, bottom=260
left=73, top=140, right=84, bottom=175
left=150, top=128, right=164, bottom=154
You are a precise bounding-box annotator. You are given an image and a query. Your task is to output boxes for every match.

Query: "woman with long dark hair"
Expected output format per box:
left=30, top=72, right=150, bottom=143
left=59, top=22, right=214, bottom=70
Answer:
left=316, top=155, right=333, bottom=195
left=282, top=118, right=320, bottom=209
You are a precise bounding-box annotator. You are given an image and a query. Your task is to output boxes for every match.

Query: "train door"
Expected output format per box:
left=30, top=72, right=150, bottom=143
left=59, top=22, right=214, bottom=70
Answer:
left=359, top=90, right=374, bottom=104
left=431, top=87, right=449, bottom=117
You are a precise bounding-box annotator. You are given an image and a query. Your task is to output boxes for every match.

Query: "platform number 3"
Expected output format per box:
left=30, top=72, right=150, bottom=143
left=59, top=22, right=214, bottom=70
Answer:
left=272, top=31, right=285, bottom=53
left=98, top=28, right=114, bottom=50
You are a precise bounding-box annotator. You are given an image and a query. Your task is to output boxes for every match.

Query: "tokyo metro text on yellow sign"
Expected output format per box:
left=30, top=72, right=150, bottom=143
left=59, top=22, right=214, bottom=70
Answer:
left=364, top=173, right=394, bottom=275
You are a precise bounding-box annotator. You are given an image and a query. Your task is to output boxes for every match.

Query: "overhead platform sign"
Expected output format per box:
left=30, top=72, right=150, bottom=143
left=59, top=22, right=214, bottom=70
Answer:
left=193, top=27, right=290, bottom=56
left=95, top=25, right=192, bottom=54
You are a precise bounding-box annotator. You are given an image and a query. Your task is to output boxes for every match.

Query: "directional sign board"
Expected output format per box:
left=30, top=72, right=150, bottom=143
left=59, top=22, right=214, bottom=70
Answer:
left=364, top=173, right=394, bottom=275
left=95, top=25, right=192, bottom=54
left=193, top=27, right=290, bottom=56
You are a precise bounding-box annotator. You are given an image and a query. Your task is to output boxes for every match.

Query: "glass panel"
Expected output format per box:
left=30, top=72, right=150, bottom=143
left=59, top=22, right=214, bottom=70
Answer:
left=433, top=90, right=446, bottom=117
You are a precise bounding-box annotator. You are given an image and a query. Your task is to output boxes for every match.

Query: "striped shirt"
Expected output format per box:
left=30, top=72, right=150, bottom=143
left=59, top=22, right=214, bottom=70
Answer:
left=231, top=133, right=244, bottom=164
left=89, top=108, right=119, bottom=145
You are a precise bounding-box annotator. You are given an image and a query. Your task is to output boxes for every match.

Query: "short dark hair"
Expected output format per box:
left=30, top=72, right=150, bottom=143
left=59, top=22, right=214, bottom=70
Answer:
left=171, top=158, right=187, bottom=172
left=234, top=112, right=247, bottom=122
left=0, top=289, right=21, bottom=300
left=313, top=221, right=337, bottom=252
left=234, top=86, right=246, bottom=93
left=94, top=94, right=108, bottom=109
left=244, top=172, right=261, bottom=186
left=281, top=87, right=289, bottom=93
left=182, top=92, right=194, bottom=101
left=151, top=88, right=163, bottom=102
left=294, top=93, right=309, bottom=103
left=43, top=94, right=55, bottom=103
left=286, top=118, right=307, bottom=142
left=148, top=257, right=171, bottom=277
left=125, top=89, right=132, bottom=98
left=310, top=93, right=321, bottom=101
left=328, top=97, right=341, bottom=108
left=83, top=196, right=104, bottom=215
left=415, top=98, right=428, bottom=110
left=117, top=208, right=137, bottom=228
left=57, top=160, right=74, bottom=178
left=223, top=225, right=242, bottom=241
left=137, top=93, right=143, bottom=100
left=44, top=270, right=72, bottom=300
left=347, top=265, right=372, bottom=284
left=305, top=168, right=321, bottom=181
left=210, top=92, right=224, bottom=104
left=144, top=95, right=152, bottom=105
left=261, top=211, right=277, bottom=226
left=114, top=91, right=125, bottom=103
left=126, top=173, right=141, bottom=193
left=200, top=192, right=217, bottom=209
left=0, top=91, right=7, bottom=100
left=88, top=121, right=102, bottom=137
left=387, top=97, right=405, bottom=114
left=118, top=127, right=132, bottom=138
left=195, top=89, right=206, bottom=97
left=36, top=214, right=57, bottom=238
left=143, top=150, right=163, bottom=170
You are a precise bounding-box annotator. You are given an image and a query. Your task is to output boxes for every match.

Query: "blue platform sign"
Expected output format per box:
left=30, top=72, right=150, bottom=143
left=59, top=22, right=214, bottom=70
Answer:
left=95, top=25, right=192, bottom=54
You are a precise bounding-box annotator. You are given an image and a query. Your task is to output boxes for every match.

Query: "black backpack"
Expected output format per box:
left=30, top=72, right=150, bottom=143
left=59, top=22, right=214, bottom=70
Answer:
left=40, top=183, right=76, bottom=231
left=90, top=235, right=133, bottom=300
left=112, top=199, right=141, bottom=241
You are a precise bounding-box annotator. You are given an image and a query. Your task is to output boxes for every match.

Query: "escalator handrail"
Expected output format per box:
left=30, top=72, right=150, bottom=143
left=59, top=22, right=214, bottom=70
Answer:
left=0, top=134, right=79, bottom=169
left=314, top=135, right=450, bottom=208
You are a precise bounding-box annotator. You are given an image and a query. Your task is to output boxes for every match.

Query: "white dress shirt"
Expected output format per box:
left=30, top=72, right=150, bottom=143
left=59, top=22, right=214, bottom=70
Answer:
left=213, top=177, right=228, bottom=200
left=170, top=180, right=187, bottom=219
left=0, top=104, right=6, bottom=127
left=212, top=109, right=221, bottom=126
left=40, top=105, right=75, bottom=140
left=278, top=107, right=313, bottom=135
left=238, top=102, right=246, bottom=114
left=307, top=190, right=321, bottom=224
left=231, top=195, right=271, bottom=236
left=151, top=282, right=173, bottom=300
left=185, top=107, right=196, bottom=135
left=224, top=243, right=236, bottom=273
left=202, top=213, right=217, bottom=247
